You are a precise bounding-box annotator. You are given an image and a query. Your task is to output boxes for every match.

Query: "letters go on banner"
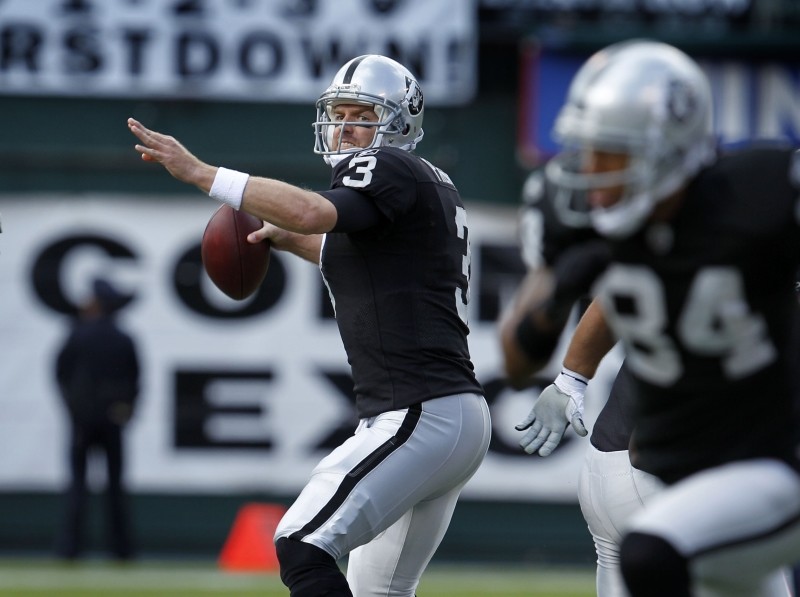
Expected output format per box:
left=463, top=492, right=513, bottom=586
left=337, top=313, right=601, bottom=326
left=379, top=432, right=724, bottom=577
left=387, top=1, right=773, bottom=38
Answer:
left=0, top=196, right=620, bottom=501
left=0, top=0, right=477, bottom=105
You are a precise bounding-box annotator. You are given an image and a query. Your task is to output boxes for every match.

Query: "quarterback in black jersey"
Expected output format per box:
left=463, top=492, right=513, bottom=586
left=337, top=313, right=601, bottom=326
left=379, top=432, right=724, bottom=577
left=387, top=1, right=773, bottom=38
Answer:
left=319, top=146, right=481, bottom=418
left=510, top=40, right=800, bottom=597
left=128, top=55, right=490, bottom=597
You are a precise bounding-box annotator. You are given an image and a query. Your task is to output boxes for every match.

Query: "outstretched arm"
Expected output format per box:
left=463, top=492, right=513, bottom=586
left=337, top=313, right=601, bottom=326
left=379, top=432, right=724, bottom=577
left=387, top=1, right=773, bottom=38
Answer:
left=127, top=118, right=338, bottom=235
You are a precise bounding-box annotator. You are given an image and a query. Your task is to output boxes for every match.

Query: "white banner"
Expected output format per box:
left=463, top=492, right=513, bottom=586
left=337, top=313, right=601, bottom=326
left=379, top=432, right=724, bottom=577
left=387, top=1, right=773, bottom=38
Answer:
left=0, top=0, right=477, bottom=104
left=0, top=195, right=620, bottom=501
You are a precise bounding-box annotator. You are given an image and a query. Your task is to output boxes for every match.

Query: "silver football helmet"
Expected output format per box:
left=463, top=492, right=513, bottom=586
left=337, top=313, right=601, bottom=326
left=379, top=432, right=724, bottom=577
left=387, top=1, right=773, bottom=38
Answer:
left=546, top=40, right=716, bottom=237
left=313, top=54, right=424, bottom=165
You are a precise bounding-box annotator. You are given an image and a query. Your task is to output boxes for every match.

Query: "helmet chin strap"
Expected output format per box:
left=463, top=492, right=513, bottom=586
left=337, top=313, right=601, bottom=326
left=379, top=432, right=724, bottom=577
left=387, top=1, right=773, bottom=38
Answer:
left=590, top=138, right=716, bottom=238
left=323, top=129, right=383, bottom=167
left=323, top=134, right=384, bottom=167
left=324, top=154, right=349, bottom=167
left=591, top=165, right=685, bottom=238
left=591, top=190, right=654, bottom=238
left=402, top=129, right=424, bottom=152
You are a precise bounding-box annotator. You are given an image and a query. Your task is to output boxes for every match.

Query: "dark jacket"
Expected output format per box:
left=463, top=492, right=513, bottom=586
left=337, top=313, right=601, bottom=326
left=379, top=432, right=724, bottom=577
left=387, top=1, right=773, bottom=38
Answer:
left=56, top=315, right=140, bottom=428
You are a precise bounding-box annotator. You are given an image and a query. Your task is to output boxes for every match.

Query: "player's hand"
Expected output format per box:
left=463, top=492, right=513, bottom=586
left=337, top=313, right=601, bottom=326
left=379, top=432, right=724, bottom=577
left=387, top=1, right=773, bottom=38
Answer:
left=248, top=221, right=297, bottom=248
left=127, top=117, right=212, bottom=187
left=515, top=370, right=588, bottom=456
left=249, top=221, right=323, bottom=264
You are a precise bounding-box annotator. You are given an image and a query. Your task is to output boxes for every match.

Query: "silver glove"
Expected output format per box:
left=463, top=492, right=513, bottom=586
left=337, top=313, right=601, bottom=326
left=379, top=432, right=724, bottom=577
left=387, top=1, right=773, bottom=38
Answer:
left=515, top=370, right=588, bottom=456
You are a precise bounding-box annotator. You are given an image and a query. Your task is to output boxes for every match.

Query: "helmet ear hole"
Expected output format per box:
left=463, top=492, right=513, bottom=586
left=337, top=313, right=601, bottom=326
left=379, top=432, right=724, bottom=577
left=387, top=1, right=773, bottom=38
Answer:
left=402, top=123, right=410, bottom=135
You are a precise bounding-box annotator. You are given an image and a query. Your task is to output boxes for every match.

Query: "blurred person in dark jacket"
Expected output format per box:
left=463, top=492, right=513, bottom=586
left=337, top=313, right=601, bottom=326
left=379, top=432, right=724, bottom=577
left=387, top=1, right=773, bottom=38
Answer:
left=54, top=277, right=140, bottom=561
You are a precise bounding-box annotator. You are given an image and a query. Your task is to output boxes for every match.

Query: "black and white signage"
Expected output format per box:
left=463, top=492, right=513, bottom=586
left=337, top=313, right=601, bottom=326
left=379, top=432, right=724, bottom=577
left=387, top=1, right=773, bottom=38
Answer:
left=0, top=0, right=477, bottom=104
left=0, top=196, right=620, bottom=500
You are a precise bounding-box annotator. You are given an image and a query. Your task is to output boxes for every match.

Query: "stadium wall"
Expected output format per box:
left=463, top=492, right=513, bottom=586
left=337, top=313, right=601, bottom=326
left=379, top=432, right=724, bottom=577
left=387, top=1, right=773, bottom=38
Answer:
left=0, top=491, right=595, bottom=565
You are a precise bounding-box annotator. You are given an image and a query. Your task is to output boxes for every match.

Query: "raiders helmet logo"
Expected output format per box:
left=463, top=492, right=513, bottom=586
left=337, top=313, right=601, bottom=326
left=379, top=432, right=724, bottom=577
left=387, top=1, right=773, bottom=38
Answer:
left=405, top=77, right=423, bottom=116
left=667, top=78, right=696, bottom=123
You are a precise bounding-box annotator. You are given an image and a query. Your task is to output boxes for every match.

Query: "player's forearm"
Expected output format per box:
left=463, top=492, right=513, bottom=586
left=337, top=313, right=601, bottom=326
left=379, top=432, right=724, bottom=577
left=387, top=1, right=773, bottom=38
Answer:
left=499, top=269, right=557, bottom=387
left=275, top=231, right=323, bottom=265
left=239, top=177, right=337, bottom=235
left=501, top=335, right=551, bottom=389
left=501, top=301, right=570, bottom=388
left=198, top=165, right=337, bottom=235
left=562, top=297, right=616, bottom=379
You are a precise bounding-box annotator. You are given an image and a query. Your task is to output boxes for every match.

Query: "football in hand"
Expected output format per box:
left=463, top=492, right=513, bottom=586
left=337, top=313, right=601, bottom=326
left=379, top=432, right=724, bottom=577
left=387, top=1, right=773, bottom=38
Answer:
left=201, top=205, right=270, bottom=300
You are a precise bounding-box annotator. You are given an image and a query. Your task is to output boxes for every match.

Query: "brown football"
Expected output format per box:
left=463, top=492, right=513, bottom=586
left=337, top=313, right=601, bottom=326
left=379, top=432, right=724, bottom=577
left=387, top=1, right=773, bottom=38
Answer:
left=201, top=205, right=270, bottom=300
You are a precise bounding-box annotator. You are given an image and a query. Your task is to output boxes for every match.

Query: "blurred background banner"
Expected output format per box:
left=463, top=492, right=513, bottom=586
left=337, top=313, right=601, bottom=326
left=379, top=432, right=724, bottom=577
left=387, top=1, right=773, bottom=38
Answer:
left=0, top=196, right=619, bottom=501
left=0, top=0, right=477, bottom=104
left=519, top=47, right=800, bottom=165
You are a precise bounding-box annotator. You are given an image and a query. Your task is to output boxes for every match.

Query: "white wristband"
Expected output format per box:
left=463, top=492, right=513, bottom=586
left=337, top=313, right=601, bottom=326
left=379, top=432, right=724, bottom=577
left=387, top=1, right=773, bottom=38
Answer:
left=209, top=167, right=249, bottom=210
left=554, top=367, right=589, bottom=398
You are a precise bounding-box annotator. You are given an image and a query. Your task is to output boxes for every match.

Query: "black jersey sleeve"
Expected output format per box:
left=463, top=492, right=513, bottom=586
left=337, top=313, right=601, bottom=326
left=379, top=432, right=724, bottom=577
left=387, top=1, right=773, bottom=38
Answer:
left=519, top=169, right=599, bottom=269
left=320, top=186, right=385, bottom=232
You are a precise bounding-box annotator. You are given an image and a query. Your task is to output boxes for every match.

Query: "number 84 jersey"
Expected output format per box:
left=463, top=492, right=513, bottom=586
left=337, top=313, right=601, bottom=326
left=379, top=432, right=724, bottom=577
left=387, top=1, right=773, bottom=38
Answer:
left=319, top=147, right=482, bottom=419
left=597, top=146, right=800, bottom=484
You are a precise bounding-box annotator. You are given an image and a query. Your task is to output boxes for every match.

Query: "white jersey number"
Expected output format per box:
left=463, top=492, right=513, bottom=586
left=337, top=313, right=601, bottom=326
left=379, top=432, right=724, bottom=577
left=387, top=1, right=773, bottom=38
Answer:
left=599, top=265, right=776, bottom=386
left=343, top=156, right=377, bottom=188
left=455, top=206, right=471, bottom=325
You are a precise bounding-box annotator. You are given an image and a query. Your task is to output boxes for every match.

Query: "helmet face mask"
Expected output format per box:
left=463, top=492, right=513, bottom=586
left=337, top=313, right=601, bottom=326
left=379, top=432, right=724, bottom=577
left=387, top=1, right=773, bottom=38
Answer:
left=546, top=40, right=716, bottom=238
left=313, top=55, right=424, bottom=164
left=322, top=100, right=384, bottom=153
left=546, top=144, right=668, bottom=237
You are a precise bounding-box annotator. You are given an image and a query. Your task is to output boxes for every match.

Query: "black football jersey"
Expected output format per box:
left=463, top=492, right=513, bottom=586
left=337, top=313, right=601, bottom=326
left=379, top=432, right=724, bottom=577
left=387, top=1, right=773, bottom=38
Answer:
left=521, top=169, right=632, bottom=451
left=598, top=147, right=800, bottom=483
left=519, top=169, right=598, bottom=270
left=318, top=147, right=483, bottom=418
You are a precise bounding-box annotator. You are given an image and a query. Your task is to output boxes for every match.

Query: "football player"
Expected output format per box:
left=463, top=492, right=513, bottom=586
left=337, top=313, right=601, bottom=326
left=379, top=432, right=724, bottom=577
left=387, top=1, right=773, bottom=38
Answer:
left=128, top=55, right=491, bottom=597
left=498, top=169, right=664, bottom=597
left=502, top=169, right=795, bottom=596
left=506, top=39, right=800, bottom=597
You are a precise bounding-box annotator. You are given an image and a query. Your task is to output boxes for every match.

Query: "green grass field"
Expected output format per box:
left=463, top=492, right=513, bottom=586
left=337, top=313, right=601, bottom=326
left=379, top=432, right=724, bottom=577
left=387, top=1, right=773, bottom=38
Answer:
left=0, top=559, right=596, bottom=596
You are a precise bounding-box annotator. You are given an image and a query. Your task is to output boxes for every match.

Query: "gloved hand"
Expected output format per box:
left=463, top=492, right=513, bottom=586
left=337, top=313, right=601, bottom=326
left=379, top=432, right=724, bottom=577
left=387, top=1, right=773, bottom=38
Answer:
left=515, top=368, right=589, bottom=456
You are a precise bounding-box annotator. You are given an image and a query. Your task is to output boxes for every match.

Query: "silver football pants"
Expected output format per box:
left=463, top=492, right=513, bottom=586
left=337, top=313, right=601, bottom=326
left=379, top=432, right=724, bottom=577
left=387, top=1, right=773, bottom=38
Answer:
left=627, top=458, right=798, bottom=597
left=274, top=393, right=491, bottom=597
left=578, top=445, right=664, bottom=597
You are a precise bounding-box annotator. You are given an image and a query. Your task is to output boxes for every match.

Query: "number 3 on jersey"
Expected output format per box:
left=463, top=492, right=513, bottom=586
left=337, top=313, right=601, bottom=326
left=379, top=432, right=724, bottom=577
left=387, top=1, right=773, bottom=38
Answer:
left=599, top=265, right=777, bottom=386
left=343, top=156, right=376, bottom=188
left=455, top=206, right=471, bottom=325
